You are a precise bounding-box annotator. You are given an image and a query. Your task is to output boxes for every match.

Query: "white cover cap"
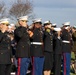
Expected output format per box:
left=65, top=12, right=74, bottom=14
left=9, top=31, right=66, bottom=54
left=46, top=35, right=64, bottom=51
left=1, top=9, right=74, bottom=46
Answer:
left=54, top=28, right=61, bottom=31
left=10, top=23, right=15, bottom=27
left=52, top=23, right=56, bottom=26
left=44, top=20, right=51, bottom=24
left=33, top=18, right=42, bottom=23
left=63, top=22, right=70, bottom=26
left=73, top=25, right=76, bottom=28
left=0, top=18, right=9, bottom=24
left=18, top=16, right=28, bottom=21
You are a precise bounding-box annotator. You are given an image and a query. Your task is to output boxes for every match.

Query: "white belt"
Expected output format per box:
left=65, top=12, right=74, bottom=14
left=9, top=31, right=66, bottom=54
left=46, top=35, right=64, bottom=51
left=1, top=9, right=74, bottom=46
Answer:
left=62, top=40, right=70, bottom=43
left=11, top=72, right=16, bottom=74
left=31, top=42, right=43, bottom=45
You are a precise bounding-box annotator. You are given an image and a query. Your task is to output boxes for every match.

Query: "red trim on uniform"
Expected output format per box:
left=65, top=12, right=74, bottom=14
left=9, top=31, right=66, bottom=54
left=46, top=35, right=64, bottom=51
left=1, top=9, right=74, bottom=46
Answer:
left=17, top=58, right=21, bottom=75
left=64, top=53, right=66, bottom=75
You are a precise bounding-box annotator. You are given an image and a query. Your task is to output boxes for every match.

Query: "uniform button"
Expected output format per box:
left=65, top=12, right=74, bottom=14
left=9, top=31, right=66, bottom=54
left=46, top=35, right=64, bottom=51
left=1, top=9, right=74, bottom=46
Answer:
left=64, top=44, right=66, bottom=45
left=8, top=47, right=10, bottom=49
left=35, top=46, right=37, bottom=48
left=3, top=39, right=5, bottom=41
left=22, top=46, right=24, bottom=48
left=51, top=44, right=53, bottom=45
left=1, top=53, right=3, bottom=54
left=7, top=41, right=9, bottom=42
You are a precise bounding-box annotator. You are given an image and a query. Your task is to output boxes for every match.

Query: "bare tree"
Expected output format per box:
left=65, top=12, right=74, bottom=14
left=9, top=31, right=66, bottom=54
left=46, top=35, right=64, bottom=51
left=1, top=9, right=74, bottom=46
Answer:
left=0, top=2, right=4, bottom=13
left=0, top=1, right=6, bottom=18
left=9, top=0, right=34, bottom=21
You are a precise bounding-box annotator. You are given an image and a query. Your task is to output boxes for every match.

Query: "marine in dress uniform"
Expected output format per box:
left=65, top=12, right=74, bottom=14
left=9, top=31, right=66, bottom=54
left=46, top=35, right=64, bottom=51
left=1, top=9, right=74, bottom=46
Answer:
left=53, top=28, right=62, bottom=75
left=30, top=18, right=44, bottom=75
left=43, top=21, right=54, bottom=75
left=0, top=18, right=13, bottom=75
left=14, top=16, right=33, bottom=75
left=61, top=22, right=72, bottom=75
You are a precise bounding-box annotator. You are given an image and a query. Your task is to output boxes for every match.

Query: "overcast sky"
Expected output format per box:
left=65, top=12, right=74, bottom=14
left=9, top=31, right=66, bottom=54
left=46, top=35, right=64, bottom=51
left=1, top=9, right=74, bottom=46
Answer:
left=1, top=0, right=76, bottom=27
left=32, top=0, right=76, bottom=27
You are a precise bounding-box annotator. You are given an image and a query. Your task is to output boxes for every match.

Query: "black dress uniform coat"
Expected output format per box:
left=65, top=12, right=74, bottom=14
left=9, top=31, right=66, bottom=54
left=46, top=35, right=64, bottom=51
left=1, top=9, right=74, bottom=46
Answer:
left=61, top=29, right=71, bottom=53
left=0, top=31, right=12, bottom=64
left=14, top=26, right=30, bottom=58
left=30, top=28, right=44, bottom=57
left=43, top=29, right=53, bottom=52
left=54, top=36, right=62, bottom=54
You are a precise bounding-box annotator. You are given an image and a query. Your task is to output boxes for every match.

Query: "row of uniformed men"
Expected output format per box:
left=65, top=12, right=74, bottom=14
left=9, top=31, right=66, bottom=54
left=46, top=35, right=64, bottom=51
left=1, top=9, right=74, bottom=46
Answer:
left=0, top=16, right=75, bottom=75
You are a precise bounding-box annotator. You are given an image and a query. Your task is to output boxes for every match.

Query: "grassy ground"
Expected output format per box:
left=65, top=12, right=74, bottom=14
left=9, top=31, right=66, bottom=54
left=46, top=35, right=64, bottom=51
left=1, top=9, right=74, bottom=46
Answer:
left=70, top=73, right=76, bottom=75
left=71, top=52, right=75, bottom=60
left=69, top=52, right=76, bottom=75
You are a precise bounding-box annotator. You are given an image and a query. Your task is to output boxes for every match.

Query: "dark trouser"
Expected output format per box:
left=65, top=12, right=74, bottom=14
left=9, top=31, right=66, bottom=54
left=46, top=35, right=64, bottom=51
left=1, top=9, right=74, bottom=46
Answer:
left=0, top=64, right=11, bottom=75
left=54, top=54, right=61, bottom=75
